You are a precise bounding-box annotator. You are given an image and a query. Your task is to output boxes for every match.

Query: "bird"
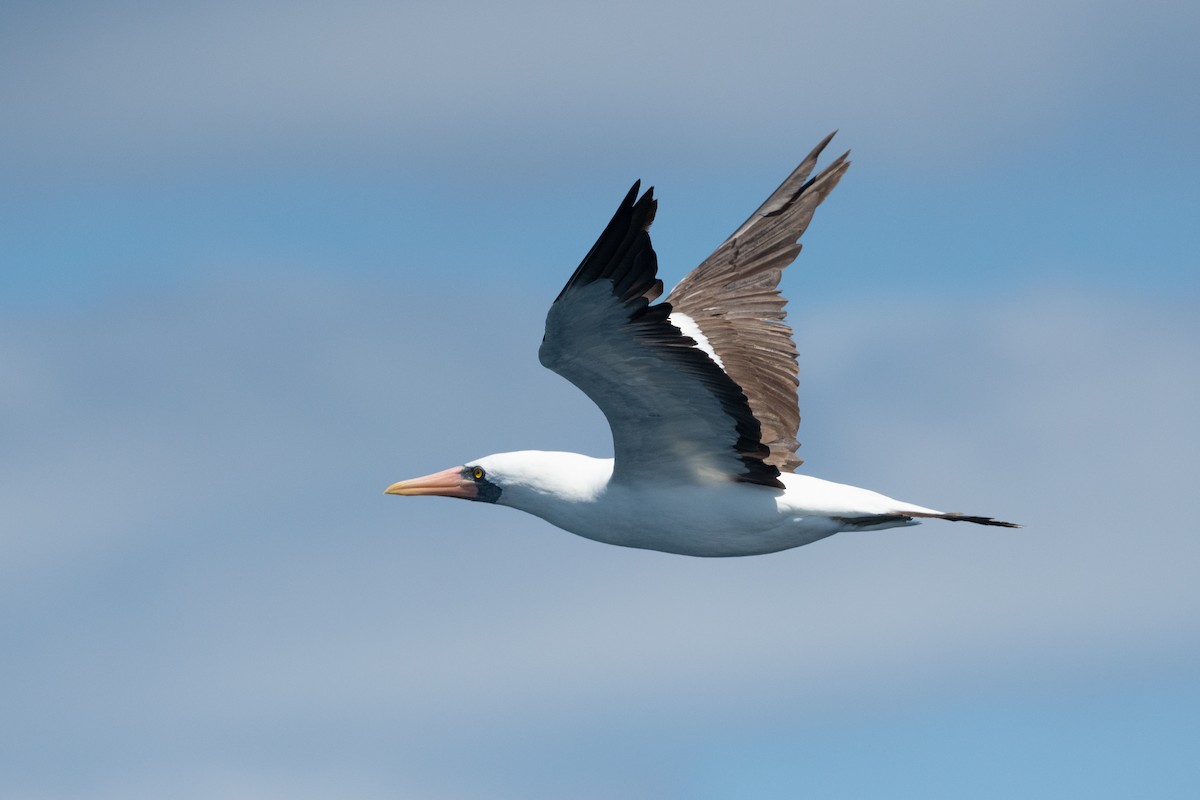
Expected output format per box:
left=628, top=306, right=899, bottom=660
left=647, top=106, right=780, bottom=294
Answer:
left=386, top=133, right=1018, bottom=556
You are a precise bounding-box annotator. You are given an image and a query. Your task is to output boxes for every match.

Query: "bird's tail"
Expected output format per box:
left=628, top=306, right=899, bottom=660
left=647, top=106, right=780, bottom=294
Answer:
left=834, top=510, right=1020, bottom=529
left=905, top=511, right=1021, bottom=528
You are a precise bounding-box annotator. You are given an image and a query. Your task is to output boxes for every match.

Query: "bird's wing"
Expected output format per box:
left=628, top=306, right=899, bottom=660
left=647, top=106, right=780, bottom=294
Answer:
left=666, top=133, right=850, bottom=472
left=539, top=182, right=784, bottom=489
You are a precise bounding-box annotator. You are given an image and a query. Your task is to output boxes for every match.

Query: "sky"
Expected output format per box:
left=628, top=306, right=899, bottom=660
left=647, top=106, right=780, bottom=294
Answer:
left=2, top=1, right=1199, bottom=798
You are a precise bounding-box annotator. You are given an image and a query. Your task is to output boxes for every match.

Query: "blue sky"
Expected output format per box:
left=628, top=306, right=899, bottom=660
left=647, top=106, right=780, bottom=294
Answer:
left=2, top=1, right=1199, bottom=798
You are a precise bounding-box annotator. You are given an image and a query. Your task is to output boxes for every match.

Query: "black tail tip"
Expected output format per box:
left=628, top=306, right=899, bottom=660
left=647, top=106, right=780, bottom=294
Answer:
left=942, top=514, right=1021, bottom=528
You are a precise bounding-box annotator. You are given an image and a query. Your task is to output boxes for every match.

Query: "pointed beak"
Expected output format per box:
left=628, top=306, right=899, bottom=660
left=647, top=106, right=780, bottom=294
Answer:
left=384, top=466, right=478, bottom=499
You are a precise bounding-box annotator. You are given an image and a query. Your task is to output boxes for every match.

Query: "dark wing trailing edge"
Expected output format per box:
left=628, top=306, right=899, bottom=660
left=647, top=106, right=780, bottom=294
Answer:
left=539, top=182, right=784, bottom=489
left=667, top=133, right=850, bottom=473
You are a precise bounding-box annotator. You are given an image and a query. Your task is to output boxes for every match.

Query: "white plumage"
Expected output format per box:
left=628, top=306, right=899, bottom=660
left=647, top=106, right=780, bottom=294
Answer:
left=386, top=134, right=1017, bottom=556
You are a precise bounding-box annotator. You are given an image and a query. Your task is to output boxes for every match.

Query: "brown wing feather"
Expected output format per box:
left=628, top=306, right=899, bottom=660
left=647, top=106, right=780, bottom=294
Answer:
left=666, top=133, right=850, bottom=473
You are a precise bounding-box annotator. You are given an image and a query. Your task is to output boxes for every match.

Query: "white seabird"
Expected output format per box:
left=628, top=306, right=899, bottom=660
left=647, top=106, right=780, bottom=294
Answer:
left=386, top=133, right=1017, bottom=556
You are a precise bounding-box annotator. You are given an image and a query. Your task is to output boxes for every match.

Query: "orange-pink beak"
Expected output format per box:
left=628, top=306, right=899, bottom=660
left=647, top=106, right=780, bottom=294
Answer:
left=384, top=466, right=478, bottom=499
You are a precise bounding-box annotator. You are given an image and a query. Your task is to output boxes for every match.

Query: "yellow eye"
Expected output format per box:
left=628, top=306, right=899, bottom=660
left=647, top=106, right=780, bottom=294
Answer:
left=472, top=467, right=485, bottom=480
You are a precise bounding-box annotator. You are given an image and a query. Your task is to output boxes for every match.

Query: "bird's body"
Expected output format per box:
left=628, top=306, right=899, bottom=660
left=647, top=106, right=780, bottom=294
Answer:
left=465, top=450, right=945, bottom=557
left=387, top=133, right=1017, bottom=556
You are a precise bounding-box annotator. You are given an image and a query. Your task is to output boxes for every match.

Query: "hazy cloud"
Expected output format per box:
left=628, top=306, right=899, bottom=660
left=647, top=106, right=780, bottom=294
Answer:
left=2, top=2, right=1196, bottom=792
left=2, top=0, right=1196, bottom=173
left=2, top=274, right=1196, bottom=796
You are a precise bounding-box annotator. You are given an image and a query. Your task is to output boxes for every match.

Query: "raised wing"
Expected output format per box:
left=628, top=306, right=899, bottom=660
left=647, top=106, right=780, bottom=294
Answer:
left=666, top=133, right=850, bottom=472
left=539, top=183, right=783, bottom=489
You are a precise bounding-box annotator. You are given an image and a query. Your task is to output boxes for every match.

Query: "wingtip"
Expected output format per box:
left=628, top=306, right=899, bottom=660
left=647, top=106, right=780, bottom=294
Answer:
left=812, top=130, right=851, bottom=169
left=806, top=130, right=840, bottom=160
left=632, top=182, right=657, bottom=230
left=624, top=179, right=656, bottom=207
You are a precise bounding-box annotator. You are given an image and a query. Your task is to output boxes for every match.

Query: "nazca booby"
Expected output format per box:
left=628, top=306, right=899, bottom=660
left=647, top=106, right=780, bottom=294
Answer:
left=387, top=134, right=1017, bottom=556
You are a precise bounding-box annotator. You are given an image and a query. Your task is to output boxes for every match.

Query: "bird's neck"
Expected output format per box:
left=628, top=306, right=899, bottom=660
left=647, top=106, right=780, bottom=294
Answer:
left=493, top=451, right=612, bottom=520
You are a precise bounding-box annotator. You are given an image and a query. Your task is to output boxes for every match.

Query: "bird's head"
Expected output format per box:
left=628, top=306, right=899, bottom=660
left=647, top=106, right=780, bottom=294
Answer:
left=385, top=451, right=609, bottom=509
left=384, top=455, right=507, bottom=504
